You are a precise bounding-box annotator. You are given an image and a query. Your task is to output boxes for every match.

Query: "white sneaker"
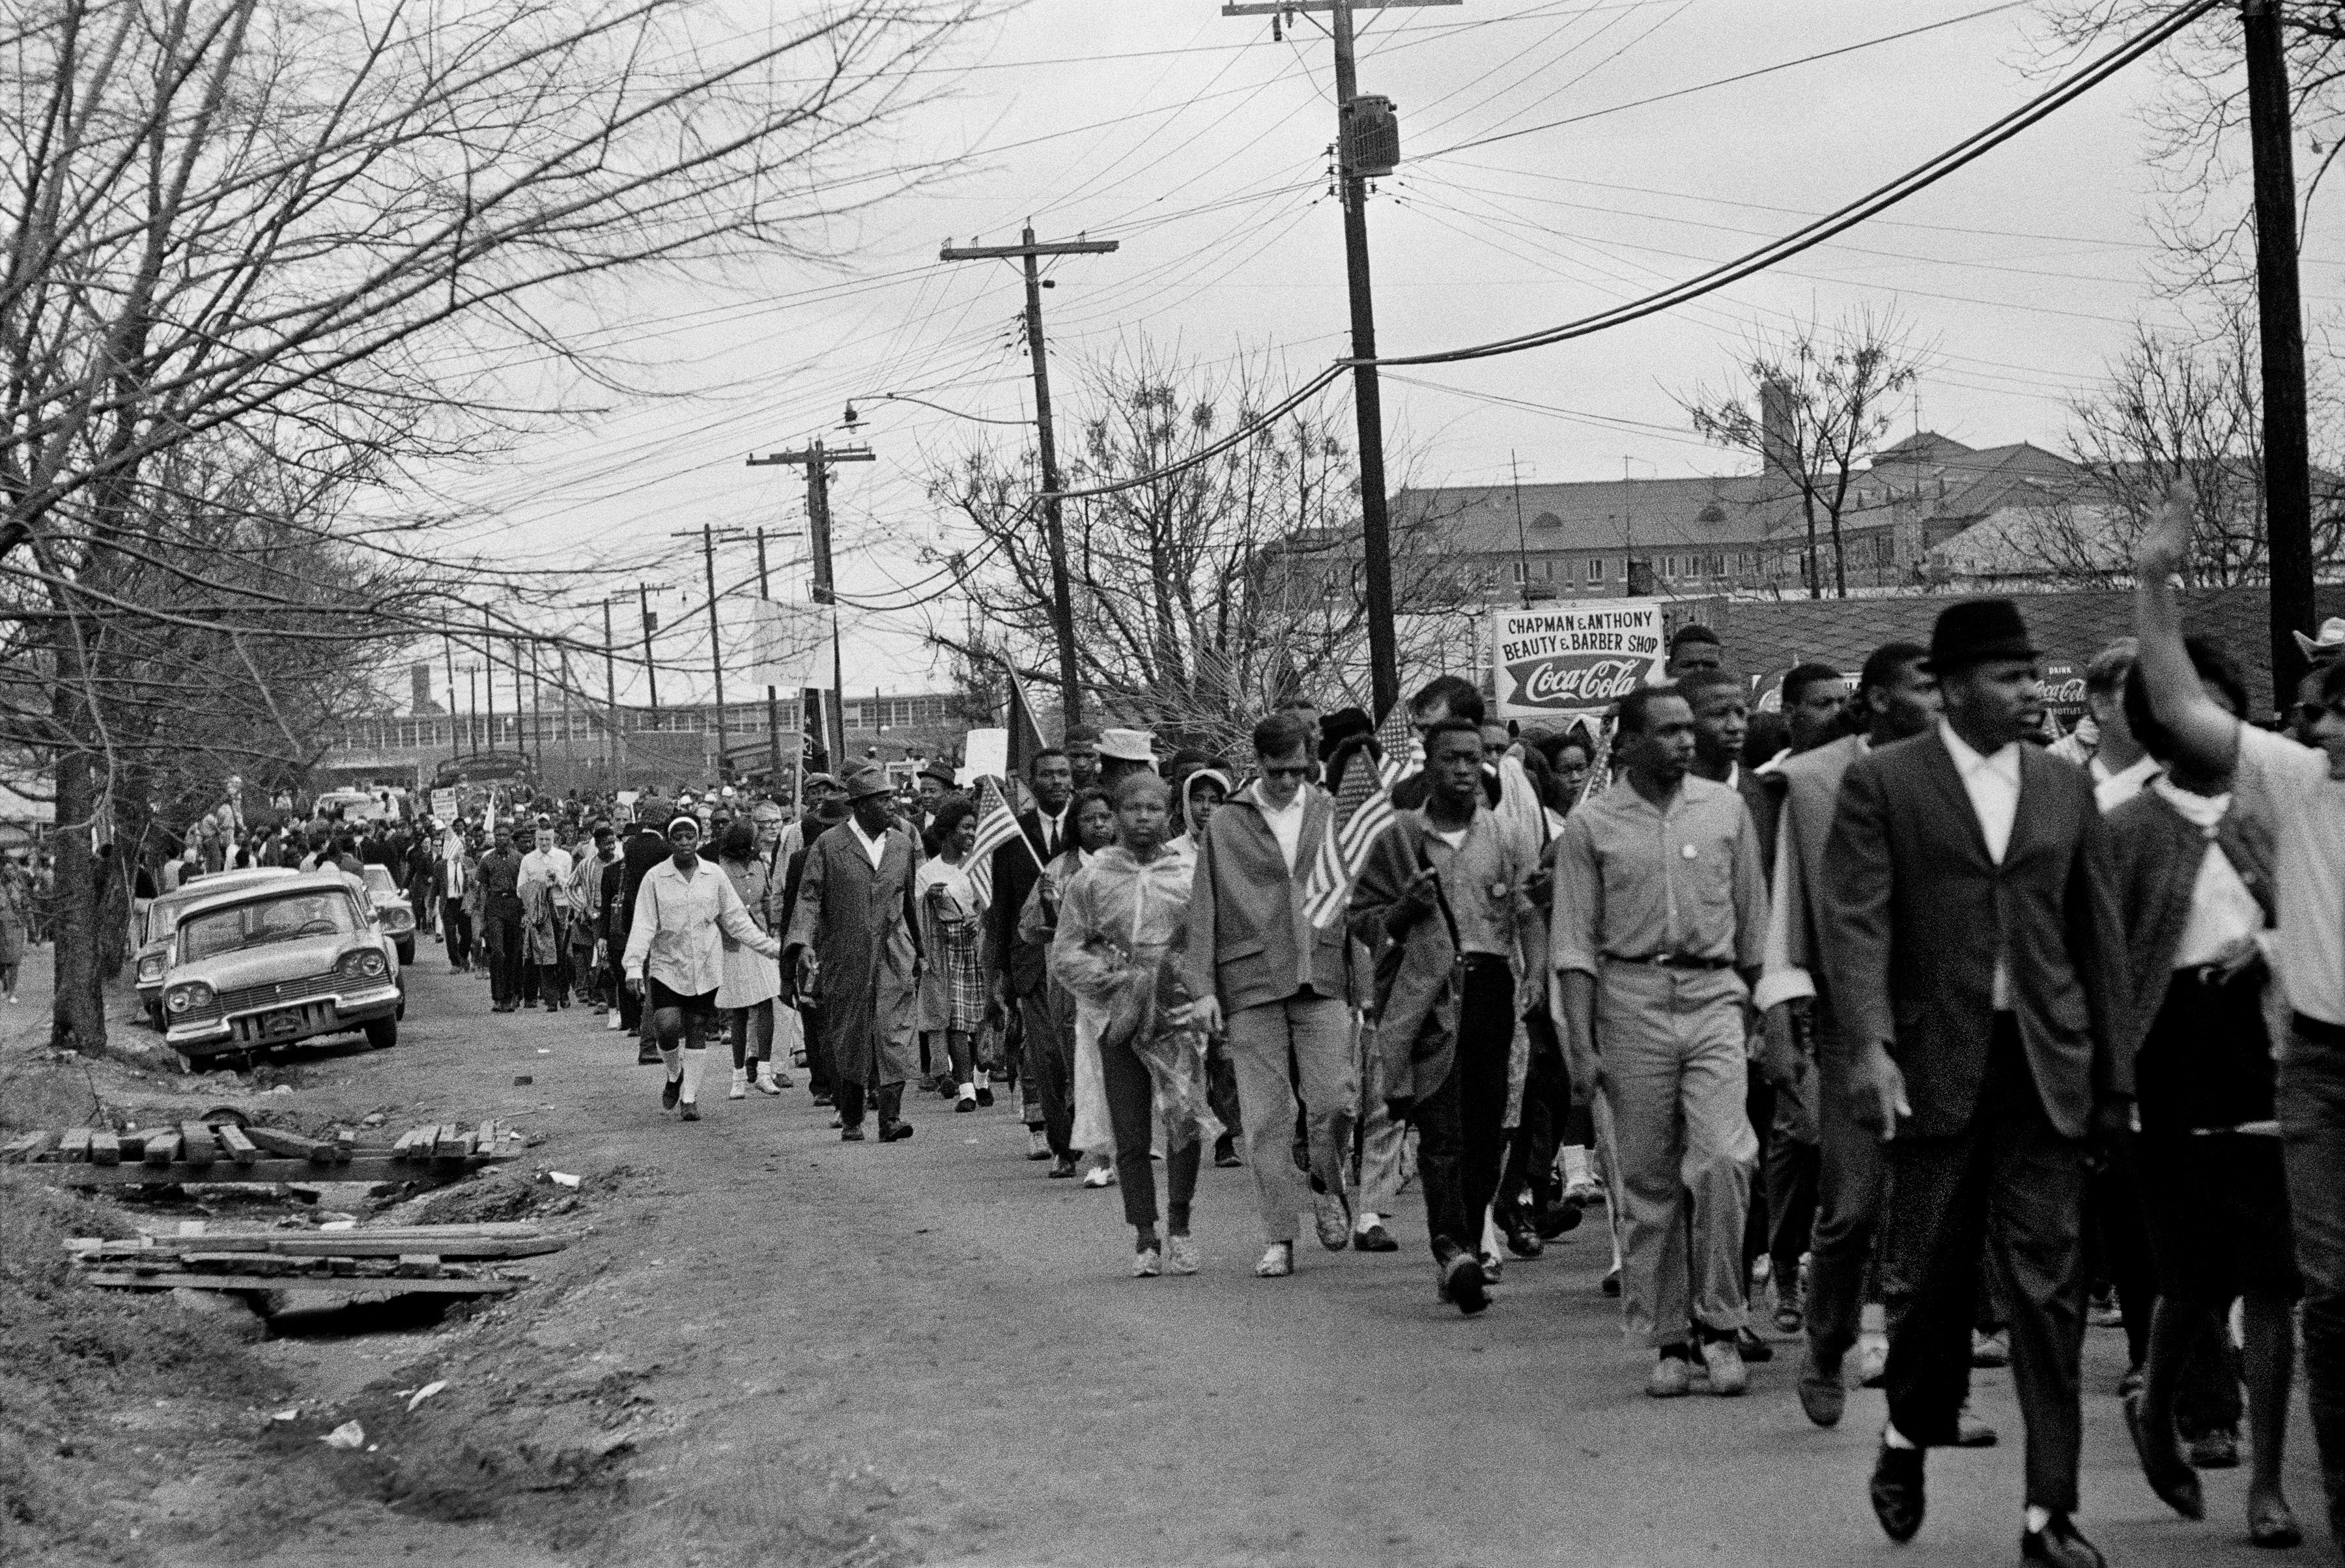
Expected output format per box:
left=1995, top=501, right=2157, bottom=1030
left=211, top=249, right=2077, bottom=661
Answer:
left=1027, top=1128, right=1051, bottom=1160
left=1081, top=1164, right=1113, bottom=1189
left=1700, top=1335, right=1749, bottom=1396
left=728, top=1067, right=748, bottom=1100
left=1255, top=1242, right=1294, bottom=1278
left=604, top=1010, right=623, bottom=1031
left=1856, top=1333, right=1890, bottom=1389
left=1131, top=1247, right=1162, bottom=1278
left=1165, top=1235, right=1200, bottom=1275
left=750, top=1068, right=784, bottom=1096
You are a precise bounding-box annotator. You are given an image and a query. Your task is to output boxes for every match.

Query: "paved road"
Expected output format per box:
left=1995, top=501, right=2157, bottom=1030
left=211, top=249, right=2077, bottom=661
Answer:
left=281, top=952, right=2328, bottom=1566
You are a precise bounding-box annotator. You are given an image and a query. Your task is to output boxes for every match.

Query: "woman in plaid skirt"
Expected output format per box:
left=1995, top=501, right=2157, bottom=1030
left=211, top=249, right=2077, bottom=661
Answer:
left=915, top=795, right=991, bottom=1112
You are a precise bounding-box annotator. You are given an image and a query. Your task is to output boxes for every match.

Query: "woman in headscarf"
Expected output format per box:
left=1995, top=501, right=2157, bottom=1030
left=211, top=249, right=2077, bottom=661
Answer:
left=714, top=818, right=787, bottom=1099
left=1024, top=787, right=1116, bottom=1181
left=1052, top=774, right=1219, bottom=1275
left=915, top=795, right=991, bottom=1113
left=1167, top=763, right=1231, bottom=857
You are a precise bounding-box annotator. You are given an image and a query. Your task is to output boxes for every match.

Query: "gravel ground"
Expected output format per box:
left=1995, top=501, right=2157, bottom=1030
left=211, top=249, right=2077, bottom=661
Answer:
left=2, top=941, right=2330, bottom=1567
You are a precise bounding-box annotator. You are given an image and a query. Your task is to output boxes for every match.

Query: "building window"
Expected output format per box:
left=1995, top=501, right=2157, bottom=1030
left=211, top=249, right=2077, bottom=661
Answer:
left=1509, top=560, right=1528, bottom=584
left=1585, top=558, right=1604, bottom=584
left=1874, top=534, right=1894, bottom=568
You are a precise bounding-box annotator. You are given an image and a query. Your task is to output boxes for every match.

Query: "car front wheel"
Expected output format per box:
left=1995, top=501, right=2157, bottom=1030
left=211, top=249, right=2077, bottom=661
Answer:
left=364, top=1017, right=398, bottom=1050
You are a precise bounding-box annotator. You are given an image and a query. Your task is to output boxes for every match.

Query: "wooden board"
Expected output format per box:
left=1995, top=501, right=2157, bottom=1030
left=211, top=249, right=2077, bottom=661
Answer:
left=33, top=1152, right=515, bottom=1189
left=82, top=1232, right=565, bottom=1261
left=141, top=1130, right=182, bottom=1166
left=115, top=1131, right=147, bottom=1160
left=1, top=1132, right=54, bottom=1162
left=87, top=1132, right=121, bottom=1165
left=178, top=1122, right=220, bottom=1165
left=214, top=1124, right=259, bottom=1164
left=54, top=1128, right=93, bottom=1161
left=241, top=1126, right=345, bottom=1163
left=82, top=1270, right=519, bottom=1296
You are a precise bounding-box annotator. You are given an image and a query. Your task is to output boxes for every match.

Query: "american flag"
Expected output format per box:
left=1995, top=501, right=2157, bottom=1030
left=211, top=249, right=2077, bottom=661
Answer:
left=963, top=775, right=1038, bottom=907
left=1300, top=704, right=1421, bottom=930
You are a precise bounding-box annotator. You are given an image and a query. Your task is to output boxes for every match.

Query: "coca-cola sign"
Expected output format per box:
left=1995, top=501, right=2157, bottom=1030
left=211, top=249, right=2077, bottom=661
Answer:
left=1491, top=603, right=1668, bottom=720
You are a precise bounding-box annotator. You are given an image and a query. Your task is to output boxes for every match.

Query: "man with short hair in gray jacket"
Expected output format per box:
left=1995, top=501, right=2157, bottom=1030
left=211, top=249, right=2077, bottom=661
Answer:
left=1185, top=711, right=1357, bottom=1279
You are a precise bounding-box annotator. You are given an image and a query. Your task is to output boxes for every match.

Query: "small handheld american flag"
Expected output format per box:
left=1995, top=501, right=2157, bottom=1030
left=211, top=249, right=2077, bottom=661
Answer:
left=963, top=776, right=1039, bottom=907
left=1299, top=704, right=1421, bottom=930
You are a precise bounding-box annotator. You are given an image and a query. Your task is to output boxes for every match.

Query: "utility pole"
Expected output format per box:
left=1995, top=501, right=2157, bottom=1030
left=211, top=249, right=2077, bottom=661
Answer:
left=754, top=527, right=803, bottom=786
left=672, top=526, right=750, bottom=779
left=746, top=440, right=874, bottom=773
left=1225, top=0, right=1451, bottom=716
left=940, top=225, right=1119, bottom=727
left=2243, top=0, right=2315, bottom=707
left=483, top=607, right=497, bottom=754
left=639, top=583, right=662, bottom=727
left=601, top=599, right=619, bottom=775
left=442, top=635, right=459, bottom=765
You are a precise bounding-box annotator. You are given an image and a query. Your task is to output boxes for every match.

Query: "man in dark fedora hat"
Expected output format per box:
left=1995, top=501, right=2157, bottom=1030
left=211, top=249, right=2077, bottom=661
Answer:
left=1821, top=597, right=2126, bottom=1568
left=784, top=763, right=924, bottom=1142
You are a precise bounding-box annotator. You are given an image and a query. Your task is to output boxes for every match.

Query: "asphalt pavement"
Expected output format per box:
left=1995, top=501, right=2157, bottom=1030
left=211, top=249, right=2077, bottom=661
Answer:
left=198, top=950, right=2345, bottom=1565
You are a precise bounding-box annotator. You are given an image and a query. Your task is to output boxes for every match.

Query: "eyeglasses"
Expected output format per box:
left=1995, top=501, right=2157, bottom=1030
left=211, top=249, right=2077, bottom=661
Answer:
left=1260, top=763, right=1311, bottom=779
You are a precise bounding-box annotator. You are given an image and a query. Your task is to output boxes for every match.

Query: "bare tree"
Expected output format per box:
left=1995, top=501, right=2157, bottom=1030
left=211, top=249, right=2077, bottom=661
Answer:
left=1950, top=307, right=2345, bottom=587
left=929, top=343, right=1473, bottom=759
left=2, top=0, right=976, bottom=1050
left=1676, top=306, right=1927, bottom=599
left=2038, top=3, right=2345, bottom=291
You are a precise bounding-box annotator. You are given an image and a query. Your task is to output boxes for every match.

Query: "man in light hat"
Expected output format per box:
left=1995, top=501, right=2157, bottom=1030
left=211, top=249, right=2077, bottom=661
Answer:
left=1822, top=597, right=2125, bottom=1568
left=785, top=763, right=926, bottom=1142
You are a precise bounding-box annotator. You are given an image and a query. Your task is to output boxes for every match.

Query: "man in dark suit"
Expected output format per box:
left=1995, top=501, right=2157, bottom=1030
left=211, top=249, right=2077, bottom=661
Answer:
left=990, top=747, right=1072, bottom=1162
left=1821, top=599, right=2126, bottom=1568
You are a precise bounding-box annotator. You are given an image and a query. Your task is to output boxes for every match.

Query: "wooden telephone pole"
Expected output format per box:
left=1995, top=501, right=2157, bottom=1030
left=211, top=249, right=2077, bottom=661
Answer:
left=2243, top=0, right=2316, bottom=706
left=940, top=225, right=1119, bottom=727
left=746, top=440, right=874, bottom=772
left=1223, top=0, right=1455, bottom=715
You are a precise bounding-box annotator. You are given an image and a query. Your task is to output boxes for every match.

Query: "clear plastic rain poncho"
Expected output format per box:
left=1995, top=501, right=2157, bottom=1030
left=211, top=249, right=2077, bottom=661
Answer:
left=1049, top=842, right=1223, bottom=1151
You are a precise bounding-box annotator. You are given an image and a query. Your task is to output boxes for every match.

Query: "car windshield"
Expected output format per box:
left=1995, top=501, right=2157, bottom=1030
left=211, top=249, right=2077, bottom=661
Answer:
left=361, top=866, right=398, bottom=896
left=178, top=891, right=362, bottom=962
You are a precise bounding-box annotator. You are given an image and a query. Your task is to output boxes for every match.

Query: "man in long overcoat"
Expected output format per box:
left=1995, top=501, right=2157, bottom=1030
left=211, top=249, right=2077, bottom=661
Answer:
left=785, top=764, right=924, bottom=1141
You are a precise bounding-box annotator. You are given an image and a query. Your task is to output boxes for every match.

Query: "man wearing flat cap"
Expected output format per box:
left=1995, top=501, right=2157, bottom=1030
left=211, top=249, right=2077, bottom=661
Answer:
left=785, top=762, right=925, bottom=1142
left=1821, top=598, right=2125, bottom=1568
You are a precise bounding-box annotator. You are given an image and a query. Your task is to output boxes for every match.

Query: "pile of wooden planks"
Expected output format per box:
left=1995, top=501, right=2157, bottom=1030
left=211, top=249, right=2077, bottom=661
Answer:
left=66, top=1219, right=566, bottom=1298
left=1, top=1119, right=521, bottom=1189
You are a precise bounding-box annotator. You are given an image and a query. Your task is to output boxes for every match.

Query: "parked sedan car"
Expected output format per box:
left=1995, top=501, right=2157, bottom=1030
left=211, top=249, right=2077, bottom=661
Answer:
left=134, top=867, right=296, bottom=1029
left=358, top=863, right=418, bottom=967
left=160, top=871, right=404, bottom=1068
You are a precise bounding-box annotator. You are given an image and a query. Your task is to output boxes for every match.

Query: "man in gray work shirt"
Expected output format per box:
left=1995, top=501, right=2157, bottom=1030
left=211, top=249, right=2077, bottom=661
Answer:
left=1552, top=682, right=1769, bottom=1399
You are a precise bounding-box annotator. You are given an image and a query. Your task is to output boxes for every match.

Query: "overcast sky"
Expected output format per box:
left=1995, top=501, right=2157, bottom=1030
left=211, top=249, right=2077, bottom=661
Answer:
left=426, top=0, right=2341, bottom=711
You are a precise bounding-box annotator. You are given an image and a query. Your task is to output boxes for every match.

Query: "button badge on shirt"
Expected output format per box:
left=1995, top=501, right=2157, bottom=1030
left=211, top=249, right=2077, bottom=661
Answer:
left=1681, top=843, right=1698, bottom=860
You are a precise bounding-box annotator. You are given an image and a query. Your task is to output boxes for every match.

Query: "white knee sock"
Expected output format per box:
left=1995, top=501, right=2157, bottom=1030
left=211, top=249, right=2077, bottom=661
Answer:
left=660, top=1044, right=682, bottom=1078
left=680, top=1047, right=705, bottom=1104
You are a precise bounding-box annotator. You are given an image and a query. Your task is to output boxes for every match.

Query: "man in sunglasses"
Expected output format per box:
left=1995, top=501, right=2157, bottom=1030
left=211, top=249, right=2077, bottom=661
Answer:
left=1184, top=710, right=1358, bottom=1280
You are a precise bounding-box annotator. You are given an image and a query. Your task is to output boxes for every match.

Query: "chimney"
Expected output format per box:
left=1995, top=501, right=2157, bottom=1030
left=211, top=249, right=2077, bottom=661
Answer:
left=1760, top=378, right=1795, bottom=478
left=410, top=662, right=434, bottom=715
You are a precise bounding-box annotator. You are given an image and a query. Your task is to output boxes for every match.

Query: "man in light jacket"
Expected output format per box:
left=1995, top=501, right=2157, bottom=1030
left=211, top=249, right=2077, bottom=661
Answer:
left=1184, top=711, right=1357, bottom=1279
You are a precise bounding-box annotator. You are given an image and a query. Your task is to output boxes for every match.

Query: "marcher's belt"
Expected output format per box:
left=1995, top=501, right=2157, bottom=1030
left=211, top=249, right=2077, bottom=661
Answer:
left=1600, top=952, right=1733, bottom=971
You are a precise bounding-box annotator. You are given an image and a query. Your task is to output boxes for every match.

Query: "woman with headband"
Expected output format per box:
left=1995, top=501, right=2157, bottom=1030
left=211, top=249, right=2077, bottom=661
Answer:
left=623, top=814, right=785, bottom=1121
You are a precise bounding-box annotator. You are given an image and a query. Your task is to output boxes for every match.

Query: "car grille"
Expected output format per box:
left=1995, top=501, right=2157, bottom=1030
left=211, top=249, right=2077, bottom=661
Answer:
left=184, top=972, right=346, bottom=1024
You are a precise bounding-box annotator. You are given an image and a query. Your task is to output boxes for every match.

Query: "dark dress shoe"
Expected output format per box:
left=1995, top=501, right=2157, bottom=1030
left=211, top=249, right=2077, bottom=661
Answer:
left=975, top=1086, right=994, bottom=1107
left=2246, top=1492, right=2301, bottom=1549
left=1535, top=1197, right=1584, bottom=1239
left=637, top=1044, right=662, bottom=1065
left=879, top=1120, right=914, bottom=1143
left=1868, top=1442, right=1925, bottom=1543
left=1437, top=1252, right=1488, bottom=1316
left=2186, top=1426, right=2239, bottom=1469
left=1501, top=1216, right=1544, bottom=1259
left=1600, top=1266, right=1621, bottom=1297
left=840, top=1123, right=866, bottom=1141
left=1796, top=1346, right=1845, bottom=1428
left=810, top=1090, right=834, bottom=1107
left=2122, top=1392, right=2204, bottom=1520
left=661, top=1076, right=681, bottom=1110
left=1354, top=1221, right=1399, bottom=1252
left=2020, top=1514, right=2105, bottom=1568
left=1212, top=1135, right=1242, bottom=1168
left=1736, top=1326, right=1774, bottom=1363
left=1047, top=1156, right=1077, bottom=1178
